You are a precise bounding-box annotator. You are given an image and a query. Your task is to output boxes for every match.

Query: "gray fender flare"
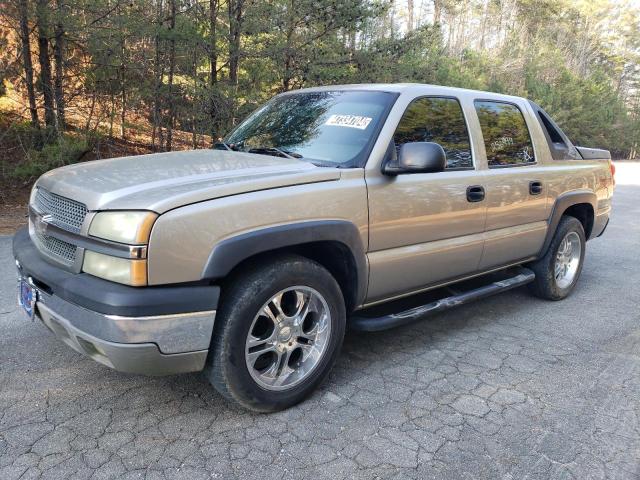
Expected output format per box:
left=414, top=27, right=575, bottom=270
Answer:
left=539, top=190, right=597, bottom=256
left=201, top=220, right=368, bottom=306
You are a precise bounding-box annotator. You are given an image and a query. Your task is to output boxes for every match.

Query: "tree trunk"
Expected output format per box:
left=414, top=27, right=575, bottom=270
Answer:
left=209, top=0, right=218, bottom=141
left=348, top=29, right=356, bottom=56
left=228, top=0, right=243, bottom=124
left=35, top=0, right=56, bottom=130
left=152, top=0, right=164, bottom=151
left=282, top=2, right=294, bottom=92
left=228, top=0, right=242, bottom=86
left=85, top=88, right=96, bottom=132
left=388, top=0, right=395, bottom=37
left=53, top=0, right=65, bottom=131
left=109, top=90, right=115, bottom=137
left=209, top=0, right=218, bottom=87
left=192, top=48, right=198, bottom=149
left=479, top=0, right=489, bottom=49
left=496, top=0, right=505, bottom=47
left=408, top=0, right=414, bottom=31
left=120, top=36, right=126, bottom=139
left=433, top=0, right=442, bottom=25
left=18, top=0, right=39, bottom=127
left=166, top=0, right=176, bottom=152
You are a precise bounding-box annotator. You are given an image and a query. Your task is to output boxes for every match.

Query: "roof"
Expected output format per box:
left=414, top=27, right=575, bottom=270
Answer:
left=286, top=83, right=526, bottom=103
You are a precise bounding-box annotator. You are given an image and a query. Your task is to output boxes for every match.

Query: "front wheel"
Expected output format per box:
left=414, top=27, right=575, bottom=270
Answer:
left=528, top=215, right=586, bottom=300
left=204, top=255, right=346, bottom=412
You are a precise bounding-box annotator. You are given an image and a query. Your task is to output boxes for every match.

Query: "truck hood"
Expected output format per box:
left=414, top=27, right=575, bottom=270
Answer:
left=36, top=150, right=341, bottom=212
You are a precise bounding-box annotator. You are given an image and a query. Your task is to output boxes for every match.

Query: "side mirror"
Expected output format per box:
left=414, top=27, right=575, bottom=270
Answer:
left=383, top=142, right=447, bottom=175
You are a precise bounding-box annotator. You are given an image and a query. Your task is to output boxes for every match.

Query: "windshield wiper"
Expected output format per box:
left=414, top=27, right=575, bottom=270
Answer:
left=214, top=142, right=238, bottom=151
left=248, top=147, right=303, bottom=159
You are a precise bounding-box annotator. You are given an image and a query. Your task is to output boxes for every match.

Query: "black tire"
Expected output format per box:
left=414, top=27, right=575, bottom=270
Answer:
left=204, top=254, right=346, bottom=412
left=527, top=215, right=586, bottom=300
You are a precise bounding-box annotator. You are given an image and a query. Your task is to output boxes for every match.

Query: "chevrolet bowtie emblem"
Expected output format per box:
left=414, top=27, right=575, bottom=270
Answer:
left=34, top=213, right=53, bottom=236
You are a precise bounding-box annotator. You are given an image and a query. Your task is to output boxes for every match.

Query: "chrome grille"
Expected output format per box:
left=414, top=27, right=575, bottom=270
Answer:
left=34, top=188, right=87, bottom=233
left=34, top=231, right=77, bottom=264
left=32, top=188, right=87, bottom=267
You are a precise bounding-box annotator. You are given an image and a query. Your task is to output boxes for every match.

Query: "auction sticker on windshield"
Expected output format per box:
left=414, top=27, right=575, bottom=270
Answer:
left=325, top=114, right=372, bottom=130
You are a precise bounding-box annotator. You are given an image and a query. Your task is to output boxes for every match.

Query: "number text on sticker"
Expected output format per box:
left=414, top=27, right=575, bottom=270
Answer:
left=325, top=114, right=372, bottom=130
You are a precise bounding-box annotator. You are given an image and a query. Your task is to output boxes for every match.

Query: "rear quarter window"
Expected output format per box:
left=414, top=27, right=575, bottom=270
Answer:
left=474, top=101, right=535, bottom=167
left=532, top=104, right=581, bottom=160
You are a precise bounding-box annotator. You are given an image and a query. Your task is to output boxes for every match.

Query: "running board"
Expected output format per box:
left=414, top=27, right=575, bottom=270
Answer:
left=349, top=268, right=535, bottom=332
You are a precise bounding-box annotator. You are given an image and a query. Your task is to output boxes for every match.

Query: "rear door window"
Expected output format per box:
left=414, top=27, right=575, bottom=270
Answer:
left=394, top=97, right=473, bottom=169
left=474, top=101, right=535, bottom=167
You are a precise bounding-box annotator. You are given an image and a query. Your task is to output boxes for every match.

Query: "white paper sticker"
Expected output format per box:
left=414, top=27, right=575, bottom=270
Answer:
left=324, top=114, right=372, bottom=130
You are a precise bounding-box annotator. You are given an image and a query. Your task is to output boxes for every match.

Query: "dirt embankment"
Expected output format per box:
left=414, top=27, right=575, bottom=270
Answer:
left=0, top=116, right=211, bottom=234
left=0, top=180, right=30, bottom=235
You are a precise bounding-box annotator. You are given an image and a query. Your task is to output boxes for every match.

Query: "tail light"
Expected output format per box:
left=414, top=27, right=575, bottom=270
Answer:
left=609, top=160, right=616, bottom=186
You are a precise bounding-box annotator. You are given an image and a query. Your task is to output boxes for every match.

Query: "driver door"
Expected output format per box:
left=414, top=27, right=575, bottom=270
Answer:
left=365, top=96, right=487, bottom=303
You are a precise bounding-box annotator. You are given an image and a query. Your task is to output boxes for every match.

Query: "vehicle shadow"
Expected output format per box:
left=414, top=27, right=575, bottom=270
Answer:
left=157, top=283, right=543, bottom=414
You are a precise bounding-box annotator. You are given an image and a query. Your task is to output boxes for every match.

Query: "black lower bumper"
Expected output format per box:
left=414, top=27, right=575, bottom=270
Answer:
left=13, top=227, right=219, bottom=317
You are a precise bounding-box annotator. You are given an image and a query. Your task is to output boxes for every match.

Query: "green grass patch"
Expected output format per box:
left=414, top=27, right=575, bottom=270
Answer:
left=2, top=120, right=99, bottom=180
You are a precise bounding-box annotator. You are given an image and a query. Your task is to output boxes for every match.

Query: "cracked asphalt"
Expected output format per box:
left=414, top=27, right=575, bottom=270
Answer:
left=1, top=163, right=639, bottom=479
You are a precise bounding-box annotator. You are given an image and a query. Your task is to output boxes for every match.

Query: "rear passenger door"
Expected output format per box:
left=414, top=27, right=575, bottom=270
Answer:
left=474, top=100, right=549, bottom=270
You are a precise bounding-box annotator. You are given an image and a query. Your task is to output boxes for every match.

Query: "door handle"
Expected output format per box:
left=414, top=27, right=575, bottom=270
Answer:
left=466, top=185, right=485, bottom=203
left=529, top=181, right=543, bottom=195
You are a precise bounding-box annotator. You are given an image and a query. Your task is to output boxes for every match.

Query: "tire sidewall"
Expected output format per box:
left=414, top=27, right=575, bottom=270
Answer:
left=546, top=217, right=586, bottom=299
left=218, top=257, right=345, bottom=411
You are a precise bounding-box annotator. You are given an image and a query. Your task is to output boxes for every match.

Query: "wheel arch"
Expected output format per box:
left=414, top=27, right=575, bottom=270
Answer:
left=563, top=203, right=595, bottom=238
left=202, top=220, right=368, bottom=311
left=539, top=190, right=596, bottom=257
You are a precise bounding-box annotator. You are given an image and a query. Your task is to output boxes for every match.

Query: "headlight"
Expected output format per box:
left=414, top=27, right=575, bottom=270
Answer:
left=84, top=210, right=156, bottom=285
left=89, top=211, right=157, bottom=244
left=82, top=251, right=147, bottom=286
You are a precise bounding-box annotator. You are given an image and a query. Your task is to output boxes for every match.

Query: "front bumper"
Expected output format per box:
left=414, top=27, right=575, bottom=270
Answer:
left=13, top=228, right=219, bottom=376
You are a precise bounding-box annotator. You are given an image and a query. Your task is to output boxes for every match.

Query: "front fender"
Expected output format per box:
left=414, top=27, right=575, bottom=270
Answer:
left=201, top=220, right=368, bottom=306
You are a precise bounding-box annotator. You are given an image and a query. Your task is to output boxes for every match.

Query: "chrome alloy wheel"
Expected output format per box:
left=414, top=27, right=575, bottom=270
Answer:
left=554, top=231, right=582, bottom=289
left=245, top=286, right=331, bottom=391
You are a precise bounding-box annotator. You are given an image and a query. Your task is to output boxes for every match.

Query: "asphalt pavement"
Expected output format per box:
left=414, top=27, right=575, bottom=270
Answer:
left=1, top=163, right=639, bottom=479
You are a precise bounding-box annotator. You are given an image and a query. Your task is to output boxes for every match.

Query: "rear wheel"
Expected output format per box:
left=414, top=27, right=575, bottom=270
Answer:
left=204, top=255, right=346, bottom=412
left=528, top=215, right=586, bottom=300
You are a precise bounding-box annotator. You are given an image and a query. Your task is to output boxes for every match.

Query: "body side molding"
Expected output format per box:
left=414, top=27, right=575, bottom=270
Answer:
left=202, top=220, right=368, bottom=306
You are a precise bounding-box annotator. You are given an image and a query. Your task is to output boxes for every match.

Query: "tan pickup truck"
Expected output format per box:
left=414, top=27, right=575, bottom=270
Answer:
left=13, top=84, right=614, bottom=411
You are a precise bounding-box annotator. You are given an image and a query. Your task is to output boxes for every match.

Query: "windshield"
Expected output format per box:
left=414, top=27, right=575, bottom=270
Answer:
left=221, top=91, right=397, bottom=167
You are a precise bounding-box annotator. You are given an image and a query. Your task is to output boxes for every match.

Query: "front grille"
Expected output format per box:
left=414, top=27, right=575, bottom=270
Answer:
left=32, top=188, right=87, bottom=267
left=34, top=188, right=87, bottom=234
left=34, top=231, right=77, bottom=264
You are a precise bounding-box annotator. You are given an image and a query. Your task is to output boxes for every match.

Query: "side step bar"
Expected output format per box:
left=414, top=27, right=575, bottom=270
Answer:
left=349, top=268, right=536, bottom=332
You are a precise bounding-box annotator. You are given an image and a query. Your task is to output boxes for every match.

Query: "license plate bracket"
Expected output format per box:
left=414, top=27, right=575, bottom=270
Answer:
left=18, top=277, right=37, bottom=320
